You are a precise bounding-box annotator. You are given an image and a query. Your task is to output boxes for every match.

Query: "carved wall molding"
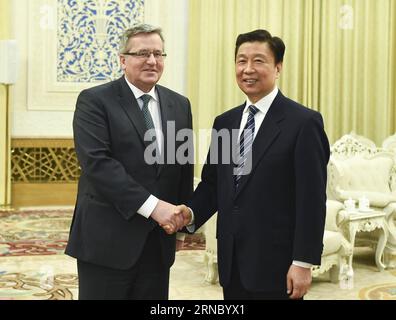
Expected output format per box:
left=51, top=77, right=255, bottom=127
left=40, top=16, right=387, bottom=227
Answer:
left=11, top=139, right=80, bottom=183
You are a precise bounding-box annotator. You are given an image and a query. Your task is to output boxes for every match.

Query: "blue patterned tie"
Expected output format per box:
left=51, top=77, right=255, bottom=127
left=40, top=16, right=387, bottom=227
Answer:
left=234, top=105, right=260, bottom=188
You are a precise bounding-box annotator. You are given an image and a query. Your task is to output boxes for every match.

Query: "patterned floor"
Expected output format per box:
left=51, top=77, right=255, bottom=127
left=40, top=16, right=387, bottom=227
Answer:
left=0, top=208, right=208, bottom=300
left=0, top=208, right=395, bottom=300
left=308, top=248, right=396, bottom=300
left=0, top=208, right=204, bottom=257
left=0, top=209, right=72, bottom=257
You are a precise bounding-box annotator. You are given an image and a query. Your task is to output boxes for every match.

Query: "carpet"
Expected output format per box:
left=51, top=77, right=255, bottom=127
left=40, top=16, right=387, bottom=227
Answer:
left=1, top=208, right=396, bottom=300
left=0, top=208, right=204, bottom=257
left=0, top=255, right=78, bottom=300
left=0, top=209, right=72, bottom=257
left=0, top=208, right=206, bottom=300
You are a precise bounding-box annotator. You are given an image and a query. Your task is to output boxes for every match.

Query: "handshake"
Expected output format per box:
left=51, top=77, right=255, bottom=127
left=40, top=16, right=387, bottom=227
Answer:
left=151, top=200, right=193, bottom=234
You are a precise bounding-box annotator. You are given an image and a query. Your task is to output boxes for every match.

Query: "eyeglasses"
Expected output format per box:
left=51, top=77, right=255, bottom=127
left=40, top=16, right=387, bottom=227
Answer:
left=123, top=50, right=167, bottom=60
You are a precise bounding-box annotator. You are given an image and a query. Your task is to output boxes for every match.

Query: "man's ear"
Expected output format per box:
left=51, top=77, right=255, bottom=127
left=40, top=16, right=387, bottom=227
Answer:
left=276, top=63, right=283, bottom=77
left=119, top=55, right=126, bottom=70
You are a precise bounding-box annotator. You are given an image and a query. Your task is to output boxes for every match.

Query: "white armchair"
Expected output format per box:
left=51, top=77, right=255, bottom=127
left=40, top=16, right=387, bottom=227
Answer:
left=382, top=133, right=396, bottom=154
left=328, top=152, right=396, bottom=206
left=349, top=131, right=377, bottom=149
left=328, top=134, right=396, bottom=268
left=312, top=200, right=353, bottom=282
left=382, top=133, right=396, bottom=266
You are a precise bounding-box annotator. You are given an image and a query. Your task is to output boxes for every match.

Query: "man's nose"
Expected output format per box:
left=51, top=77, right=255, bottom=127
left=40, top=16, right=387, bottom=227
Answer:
left=243, top=61, right=255, bottom=73
left=146, top=53, right=157, bottom=64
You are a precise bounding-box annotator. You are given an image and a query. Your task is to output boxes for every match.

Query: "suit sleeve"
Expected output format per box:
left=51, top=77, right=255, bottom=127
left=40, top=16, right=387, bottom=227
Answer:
left=73, top=89, right=151, bottom=221
left=177, top=98, right=194, bottom=204
left=292, top=112, right=330, bottom=264
left=187, top=118, right=219, bottom=231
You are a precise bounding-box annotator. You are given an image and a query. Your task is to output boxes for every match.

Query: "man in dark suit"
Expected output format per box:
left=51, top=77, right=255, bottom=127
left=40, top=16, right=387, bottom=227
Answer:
left=65, top=24, right=193, bottom=300
left=169, top=29, right=329, bottom=299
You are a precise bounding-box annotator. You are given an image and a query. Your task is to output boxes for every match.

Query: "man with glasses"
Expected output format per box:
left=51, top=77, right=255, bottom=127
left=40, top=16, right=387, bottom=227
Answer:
left=66, top=23, right=193, bottom=300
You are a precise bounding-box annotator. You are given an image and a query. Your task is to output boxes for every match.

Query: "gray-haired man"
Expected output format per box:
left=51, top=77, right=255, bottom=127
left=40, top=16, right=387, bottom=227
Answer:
left=66, top=24, right=193, bottom=300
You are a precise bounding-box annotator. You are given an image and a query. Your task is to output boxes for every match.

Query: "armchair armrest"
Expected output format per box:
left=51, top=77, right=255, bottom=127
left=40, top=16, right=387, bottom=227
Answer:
left=325, top=200, right=345, bottom=231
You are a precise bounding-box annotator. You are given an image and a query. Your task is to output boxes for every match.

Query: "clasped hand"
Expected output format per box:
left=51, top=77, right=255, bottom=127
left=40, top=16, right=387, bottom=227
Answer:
left=150, top=200, right=192, bottom=234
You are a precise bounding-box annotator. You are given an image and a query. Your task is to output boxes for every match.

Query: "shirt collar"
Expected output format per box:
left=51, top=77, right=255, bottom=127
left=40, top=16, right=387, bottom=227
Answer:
left=124, top=76, right=158, bottom=102
left=244, top=86, right=279, bottom=115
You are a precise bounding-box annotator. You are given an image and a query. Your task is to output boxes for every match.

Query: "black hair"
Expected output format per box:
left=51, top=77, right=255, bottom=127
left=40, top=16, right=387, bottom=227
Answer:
left=235, top=29, right=285, bottom=64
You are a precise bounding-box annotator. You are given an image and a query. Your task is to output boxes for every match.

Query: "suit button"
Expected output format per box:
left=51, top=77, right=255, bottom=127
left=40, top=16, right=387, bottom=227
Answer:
left=232, top=206, right=240, bottom=215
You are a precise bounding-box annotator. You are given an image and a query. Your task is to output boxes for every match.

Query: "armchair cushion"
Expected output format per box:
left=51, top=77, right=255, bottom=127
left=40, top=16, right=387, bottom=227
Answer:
left=330, top=154, right=396, bottom=206
left=322, top=231, right=343, bottom=255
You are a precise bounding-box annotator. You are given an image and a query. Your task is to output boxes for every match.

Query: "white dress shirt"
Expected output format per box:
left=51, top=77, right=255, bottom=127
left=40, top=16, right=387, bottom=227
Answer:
left=124, top=77, right=161, bottom=219
left=238, top=86, right=278, bottom=140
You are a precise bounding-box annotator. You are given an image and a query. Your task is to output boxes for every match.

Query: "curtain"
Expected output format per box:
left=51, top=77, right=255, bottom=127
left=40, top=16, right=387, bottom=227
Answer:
left=187, top=0, right=396, bottom=161
left=318, top=0, right=395, bottom=145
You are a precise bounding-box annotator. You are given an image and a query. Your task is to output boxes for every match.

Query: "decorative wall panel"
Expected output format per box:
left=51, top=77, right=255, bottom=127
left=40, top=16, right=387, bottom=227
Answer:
left=11, top=140, right=80, bottom=183
left=57, top=0, right=144, bottom=82
left=26, top=0, right=147, bottom=112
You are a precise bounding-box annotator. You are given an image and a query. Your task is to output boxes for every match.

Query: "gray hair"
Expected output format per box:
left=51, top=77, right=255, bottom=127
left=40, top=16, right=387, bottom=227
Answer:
left=119, top=23, right=164, bottom=54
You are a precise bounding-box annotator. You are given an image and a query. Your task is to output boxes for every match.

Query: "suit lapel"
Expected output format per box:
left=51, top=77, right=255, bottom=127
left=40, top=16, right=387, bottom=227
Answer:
left=156, top=86, right=176, bottom=177
left=234, top=92, right=285, bottom=198
left=225, top=106, right=245, bottom=196
left=116, top=77, right=150, bottom=149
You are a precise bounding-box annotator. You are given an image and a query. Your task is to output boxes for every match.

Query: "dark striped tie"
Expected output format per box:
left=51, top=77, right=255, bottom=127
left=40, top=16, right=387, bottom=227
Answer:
left=234, top=105, right=260, bottom=188
left=140, top=94, right=158, bottom=158
left=140, top=94, right=155, bottom=130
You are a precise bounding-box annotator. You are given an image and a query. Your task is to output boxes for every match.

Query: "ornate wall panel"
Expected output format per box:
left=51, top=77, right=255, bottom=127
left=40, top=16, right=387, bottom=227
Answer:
left=10, top=139, right=79, bottom=206
left=27, top=0, right=145, bottom=111
left=11, top=139, right=80, bottom=183
left=57, top=0, right=144, bottom=83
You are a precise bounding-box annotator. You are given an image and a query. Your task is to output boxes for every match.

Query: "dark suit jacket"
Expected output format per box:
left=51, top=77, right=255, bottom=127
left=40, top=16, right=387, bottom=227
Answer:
left=189, top=91, right=330, bottom=292
left=66, top=77, right=193, bottom=270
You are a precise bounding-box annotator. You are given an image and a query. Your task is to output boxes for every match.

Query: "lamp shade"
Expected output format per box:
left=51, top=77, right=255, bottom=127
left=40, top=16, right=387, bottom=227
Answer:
left=0, top=40, right=18, bottom=85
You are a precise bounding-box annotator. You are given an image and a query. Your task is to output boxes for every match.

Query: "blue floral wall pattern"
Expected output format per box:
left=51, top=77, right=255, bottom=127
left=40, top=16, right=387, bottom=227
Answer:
left=57, top=0, right=144, bottom=82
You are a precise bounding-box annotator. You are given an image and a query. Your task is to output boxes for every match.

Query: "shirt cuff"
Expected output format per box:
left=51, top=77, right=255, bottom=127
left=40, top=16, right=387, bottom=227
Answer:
left=186, top=207, right=195, bottom=232
left=187, top=207, right=195, bottom=225
left=137, top=195, right=159, bottom=218
left=292, top=260, right=313, bottom=268
left=176, top=233, right=186, bottom=241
